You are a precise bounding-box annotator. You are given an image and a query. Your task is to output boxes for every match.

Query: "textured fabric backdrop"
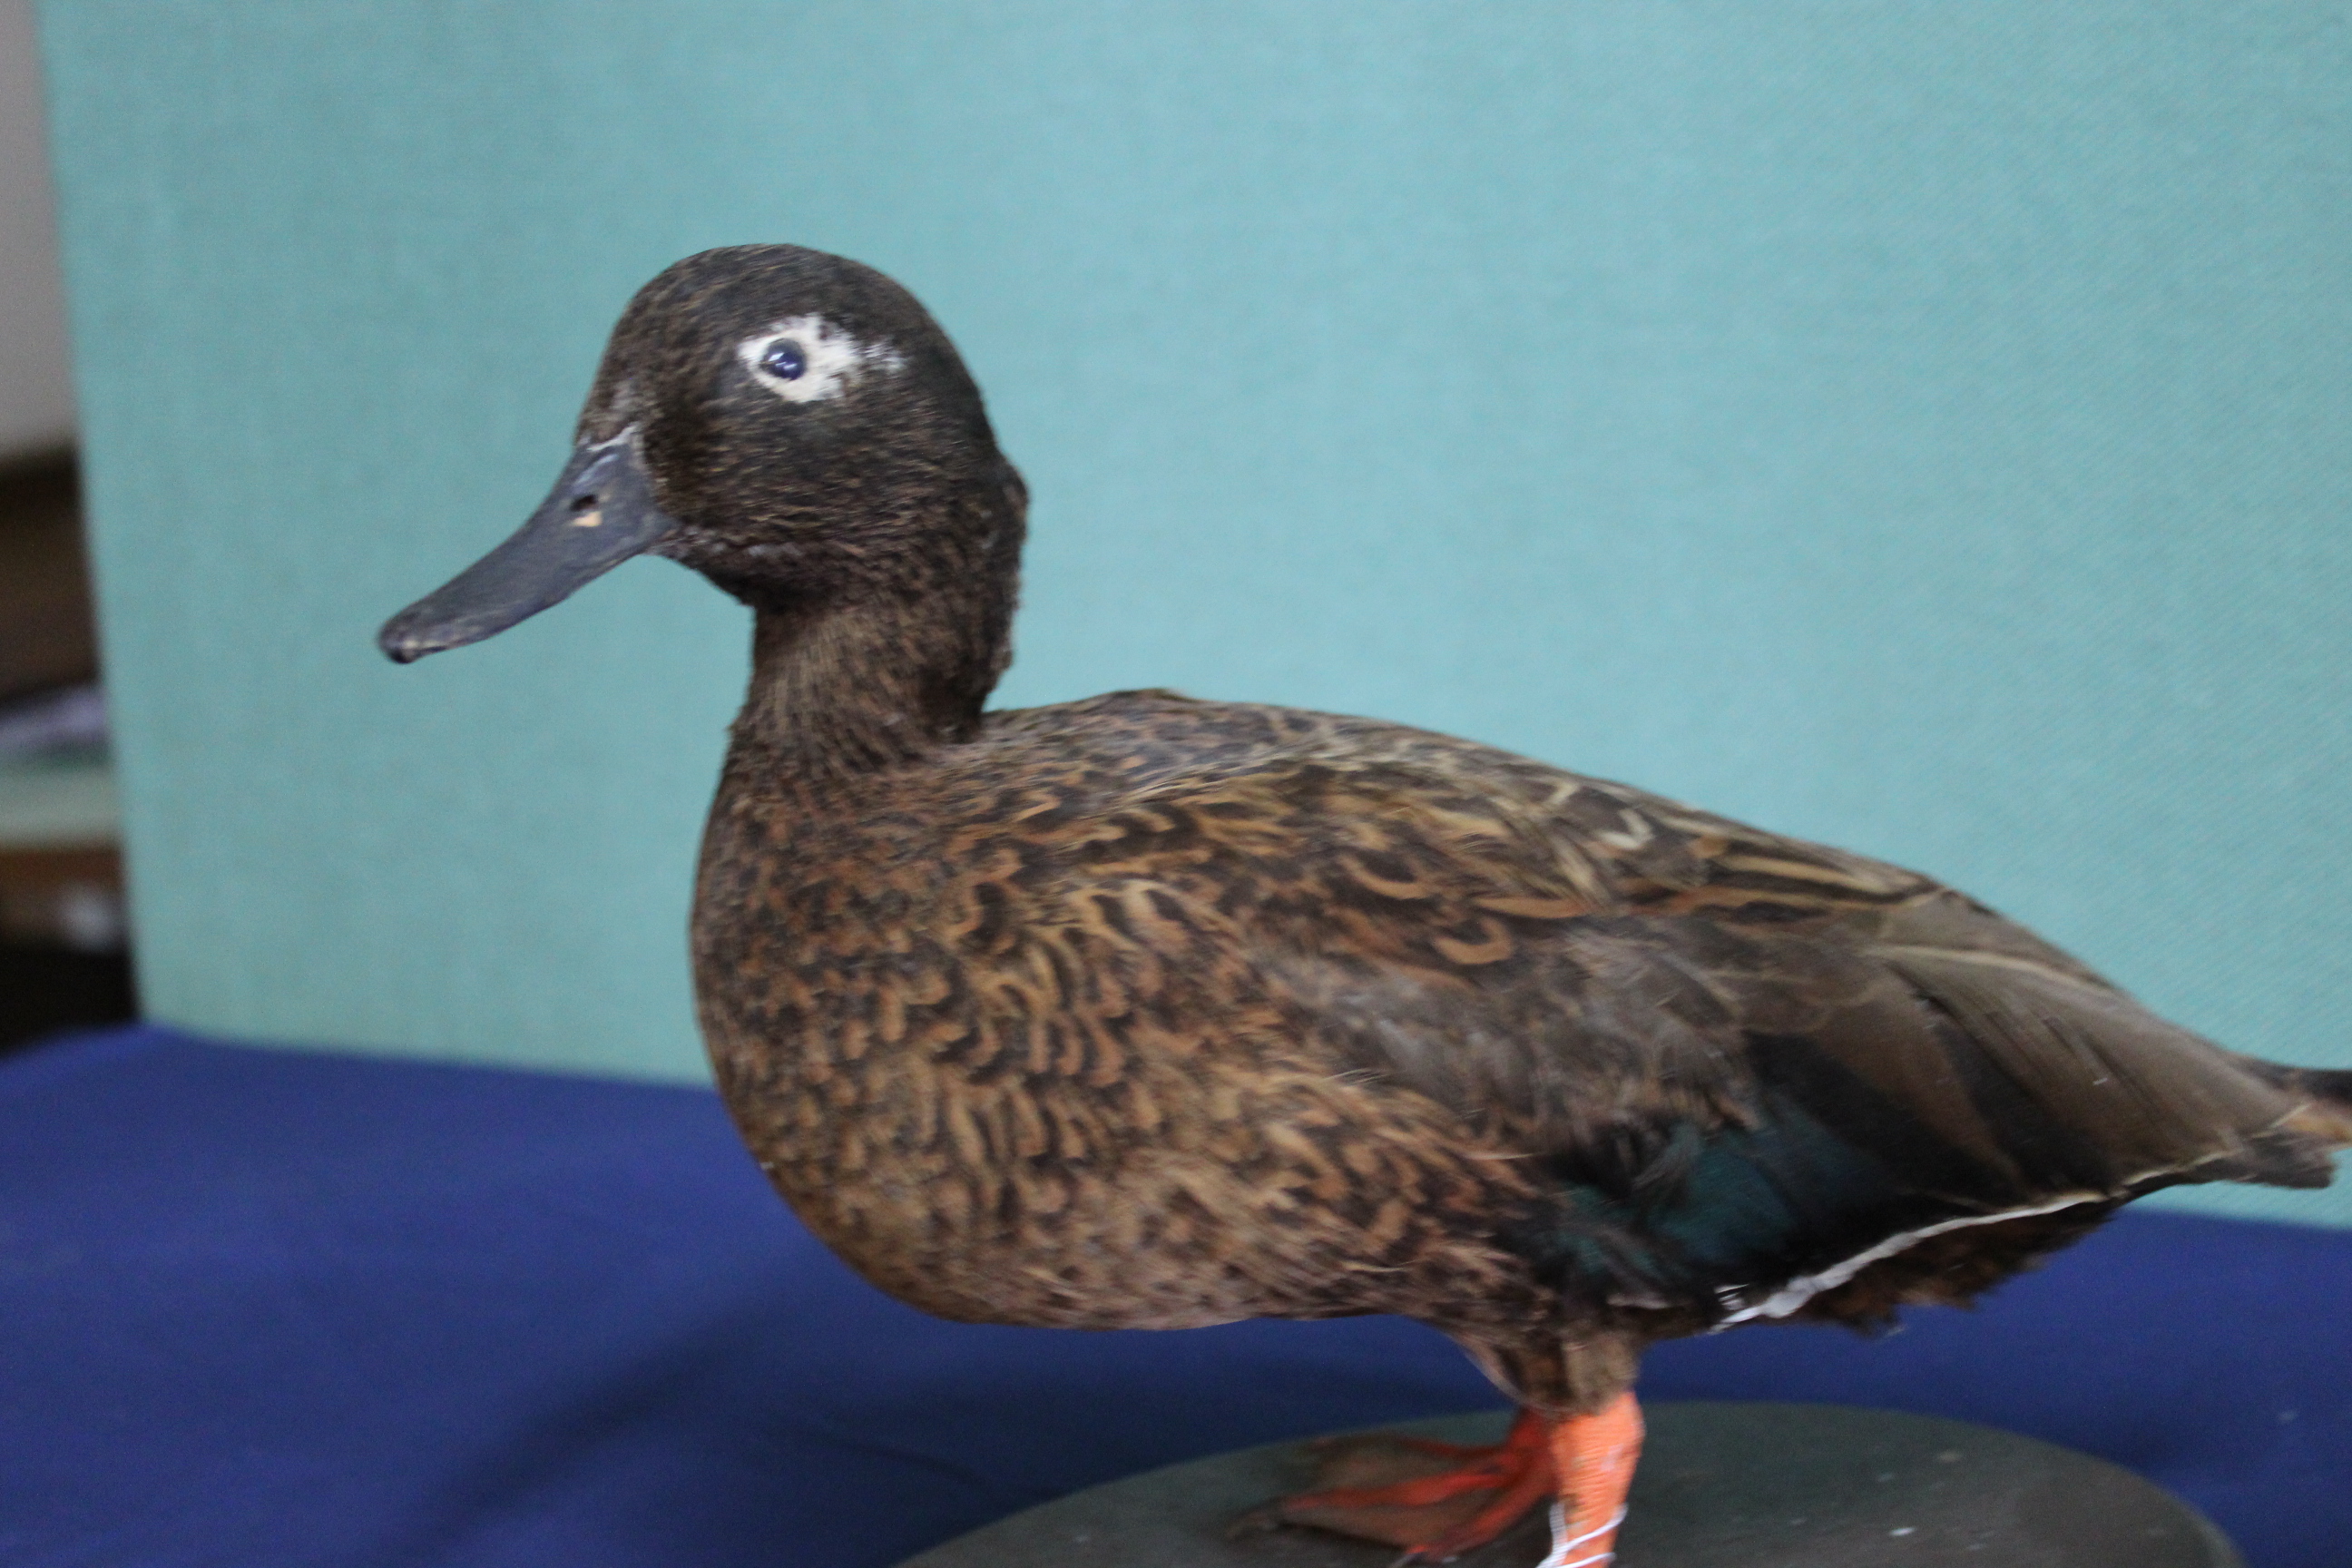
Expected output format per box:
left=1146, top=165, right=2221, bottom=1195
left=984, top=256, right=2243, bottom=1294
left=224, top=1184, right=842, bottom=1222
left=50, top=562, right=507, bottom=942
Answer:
left=35, top=4, right=2352, bottom=1223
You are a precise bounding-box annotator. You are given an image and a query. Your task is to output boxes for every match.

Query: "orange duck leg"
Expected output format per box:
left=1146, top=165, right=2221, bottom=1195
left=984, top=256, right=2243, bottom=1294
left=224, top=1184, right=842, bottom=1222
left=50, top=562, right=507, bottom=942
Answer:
left=1257, top=1393, right=1644, bottom=1565
left=1540, top=1393, right=1643, bottom=1567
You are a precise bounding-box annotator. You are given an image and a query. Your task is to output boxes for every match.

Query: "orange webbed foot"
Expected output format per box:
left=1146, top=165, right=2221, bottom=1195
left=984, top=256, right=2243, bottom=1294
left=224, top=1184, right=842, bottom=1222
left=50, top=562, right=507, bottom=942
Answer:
left=1237, top=1394, right=1645, bottom=1567
left=1235, top=1407, right=1557, bottom=1562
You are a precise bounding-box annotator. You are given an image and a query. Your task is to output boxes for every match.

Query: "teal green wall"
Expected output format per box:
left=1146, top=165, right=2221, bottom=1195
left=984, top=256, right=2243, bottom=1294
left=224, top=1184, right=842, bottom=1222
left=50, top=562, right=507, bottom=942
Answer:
left=39, top=4, right=2352, bottom=1224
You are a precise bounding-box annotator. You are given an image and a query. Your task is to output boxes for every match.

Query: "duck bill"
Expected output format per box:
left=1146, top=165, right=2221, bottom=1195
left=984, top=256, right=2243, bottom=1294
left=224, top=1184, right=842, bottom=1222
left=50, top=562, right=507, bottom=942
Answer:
left=377, top=429, right=679, bottom=663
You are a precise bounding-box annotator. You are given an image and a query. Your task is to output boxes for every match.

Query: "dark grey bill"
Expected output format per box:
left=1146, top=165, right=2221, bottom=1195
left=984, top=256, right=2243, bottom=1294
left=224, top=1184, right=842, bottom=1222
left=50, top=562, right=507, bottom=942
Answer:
left=377, top=430, right=679, bottom=663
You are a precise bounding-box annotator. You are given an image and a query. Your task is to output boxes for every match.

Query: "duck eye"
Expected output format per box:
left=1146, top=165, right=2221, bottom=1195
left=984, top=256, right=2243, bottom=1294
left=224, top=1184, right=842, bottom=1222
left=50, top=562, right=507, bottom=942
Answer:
left=760, top=339, right=808, bottom=381
left=736, top=318, right=906, bottom=403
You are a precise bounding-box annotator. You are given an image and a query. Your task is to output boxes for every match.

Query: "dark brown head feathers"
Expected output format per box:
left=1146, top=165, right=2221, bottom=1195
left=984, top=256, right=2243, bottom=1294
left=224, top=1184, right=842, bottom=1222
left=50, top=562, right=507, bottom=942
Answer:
left=558, top=246, right=1027, bottom=765
left=586, top=246, right=1020, bottom=619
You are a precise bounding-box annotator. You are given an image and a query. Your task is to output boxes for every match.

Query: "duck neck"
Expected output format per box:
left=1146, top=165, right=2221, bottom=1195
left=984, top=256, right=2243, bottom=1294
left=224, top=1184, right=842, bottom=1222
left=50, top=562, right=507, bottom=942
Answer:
left=736, top=570, right=1014, bottom=775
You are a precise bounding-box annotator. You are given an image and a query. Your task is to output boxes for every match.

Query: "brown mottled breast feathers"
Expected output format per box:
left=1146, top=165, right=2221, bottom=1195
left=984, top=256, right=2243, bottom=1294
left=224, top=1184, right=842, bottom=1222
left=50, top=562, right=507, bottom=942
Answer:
left=694, top=691, right=2349, bottom=1407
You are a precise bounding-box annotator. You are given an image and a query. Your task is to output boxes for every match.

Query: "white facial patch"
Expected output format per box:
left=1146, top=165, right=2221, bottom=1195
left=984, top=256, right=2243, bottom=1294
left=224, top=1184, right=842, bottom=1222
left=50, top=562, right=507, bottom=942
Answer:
left=736, top=315, right=906, bottom=404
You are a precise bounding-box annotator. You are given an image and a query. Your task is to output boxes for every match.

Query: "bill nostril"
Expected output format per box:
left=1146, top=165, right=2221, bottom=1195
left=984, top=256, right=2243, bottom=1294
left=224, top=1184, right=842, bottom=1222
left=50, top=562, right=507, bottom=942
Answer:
left=568, top=492, right=600, bottom=513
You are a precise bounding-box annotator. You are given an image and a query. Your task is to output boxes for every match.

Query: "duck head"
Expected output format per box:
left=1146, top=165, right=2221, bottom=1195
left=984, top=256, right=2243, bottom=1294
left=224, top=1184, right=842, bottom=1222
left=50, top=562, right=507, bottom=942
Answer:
left=378, top=245, right=1025, bottom=756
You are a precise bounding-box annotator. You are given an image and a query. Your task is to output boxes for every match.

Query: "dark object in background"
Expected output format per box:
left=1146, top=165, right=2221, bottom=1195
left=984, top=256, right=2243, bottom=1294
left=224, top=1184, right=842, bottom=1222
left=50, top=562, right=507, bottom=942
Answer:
left=0, top=908, right=134, bottom=1049
left=0, top=451, right=98, bottom=702
left=0, top=450, right=136, bottom=1053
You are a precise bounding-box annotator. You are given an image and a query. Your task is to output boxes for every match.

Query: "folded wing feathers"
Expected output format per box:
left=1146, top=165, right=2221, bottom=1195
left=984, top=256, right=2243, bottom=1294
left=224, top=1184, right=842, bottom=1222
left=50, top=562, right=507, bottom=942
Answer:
left=1880, top=946, right=2339, bottom=1191
left=1310, top=903, right=2345, bottom=1320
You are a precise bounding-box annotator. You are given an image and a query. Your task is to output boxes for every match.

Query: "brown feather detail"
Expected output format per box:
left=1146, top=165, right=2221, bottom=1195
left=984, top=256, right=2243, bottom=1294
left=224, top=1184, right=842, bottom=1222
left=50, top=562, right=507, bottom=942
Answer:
left=691, top=690, right=2352, bottom=1405
left=2282, top=1099, right=2352, bottom=1145
left=2217, top=1062, right=2352, bottom=1150
left=1884, top=949, right=2333, bottom=1188
left=696, top=689, right=2348, bottom=1409
left=1790, top=1201, right=2124, bottom=1328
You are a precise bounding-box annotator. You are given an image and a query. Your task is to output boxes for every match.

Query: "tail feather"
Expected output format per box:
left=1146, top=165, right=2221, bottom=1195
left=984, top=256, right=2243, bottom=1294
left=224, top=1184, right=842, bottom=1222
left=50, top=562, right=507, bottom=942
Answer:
left=1886, top=950, right=2337, bottom=1190
left=2254, top=1063, right=2352, bottom=1146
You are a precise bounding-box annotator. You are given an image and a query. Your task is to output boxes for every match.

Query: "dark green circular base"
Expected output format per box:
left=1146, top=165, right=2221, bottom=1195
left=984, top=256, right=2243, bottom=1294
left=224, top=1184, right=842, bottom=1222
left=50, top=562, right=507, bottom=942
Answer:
left=897, top=1403, right=2241, bottom=1568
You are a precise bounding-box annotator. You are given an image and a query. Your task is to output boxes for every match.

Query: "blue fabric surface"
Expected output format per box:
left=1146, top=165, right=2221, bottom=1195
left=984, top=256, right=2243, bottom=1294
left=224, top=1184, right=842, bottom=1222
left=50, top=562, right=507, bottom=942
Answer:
left=4, top=1024, right=2345, bottom=1568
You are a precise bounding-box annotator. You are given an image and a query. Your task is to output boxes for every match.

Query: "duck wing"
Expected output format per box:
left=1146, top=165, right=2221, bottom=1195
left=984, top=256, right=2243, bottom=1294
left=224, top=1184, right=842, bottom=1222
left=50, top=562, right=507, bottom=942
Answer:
left=994, top=701, right=2350, bottom=1327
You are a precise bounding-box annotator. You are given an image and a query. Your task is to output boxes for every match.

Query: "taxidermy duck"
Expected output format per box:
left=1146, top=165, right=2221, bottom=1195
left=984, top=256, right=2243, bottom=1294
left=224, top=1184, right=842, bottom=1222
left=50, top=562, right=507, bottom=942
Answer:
left=381, top=245, right=2352, bottom=1568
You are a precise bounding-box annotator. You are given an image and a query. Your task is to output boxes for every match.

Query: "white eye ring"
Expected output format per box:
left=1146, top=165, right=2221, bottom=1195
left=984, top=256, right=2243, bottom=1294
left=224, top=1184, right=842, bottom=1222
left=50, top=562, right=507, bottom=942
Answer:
left=736, top=315, right=905, bottom=404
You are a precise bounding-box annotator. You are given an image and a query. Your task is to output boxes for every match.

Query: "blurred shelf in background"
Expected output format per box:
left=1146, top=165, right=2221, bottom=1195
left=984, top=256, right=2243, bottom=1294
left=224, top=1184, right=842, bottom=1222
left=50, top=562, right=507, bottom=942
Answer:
left=5, top=0, right=127, bottom=1052
left=1, top=450, right=135, bottom=1052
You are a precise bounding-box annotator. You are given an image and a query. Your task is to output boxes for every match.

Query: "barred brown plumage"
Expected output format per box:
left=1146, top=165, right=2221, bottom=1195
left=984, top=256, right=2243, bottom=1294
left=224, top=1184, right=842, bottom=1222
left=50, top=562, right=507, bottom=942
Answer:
left=381, top=244, right=2350, bottom=1568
